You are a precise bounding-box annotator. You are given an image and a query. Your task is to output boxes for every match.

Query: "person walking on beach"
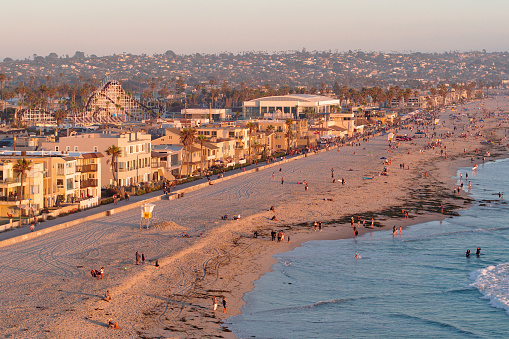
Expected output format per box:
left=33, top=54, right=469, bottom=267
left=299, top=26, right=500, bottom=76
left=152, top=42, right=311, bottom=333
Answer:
left=212, top=296, right=218, bottom=312
left=281, top=177, right=284, bottom=185
left=136, top=251, right=140, bottom=265
left=142, top=253, right=145, bottom=265
left=222, top=297, right=227, bottom=313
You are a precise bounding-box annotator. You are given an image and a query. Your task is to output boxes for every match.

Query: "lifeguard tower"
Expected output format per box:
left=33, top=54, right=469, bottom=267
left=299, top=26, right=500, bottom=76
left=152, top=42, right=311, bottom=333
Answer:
left=140, top=203, right=155, bottom=229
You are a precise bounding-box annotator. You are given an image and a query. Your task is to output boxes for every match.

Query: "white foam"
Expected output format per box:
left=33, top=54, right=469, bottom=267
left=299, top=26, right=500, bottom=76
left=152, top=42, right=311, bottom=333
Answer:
left=470, top=263, right=509, bottom=313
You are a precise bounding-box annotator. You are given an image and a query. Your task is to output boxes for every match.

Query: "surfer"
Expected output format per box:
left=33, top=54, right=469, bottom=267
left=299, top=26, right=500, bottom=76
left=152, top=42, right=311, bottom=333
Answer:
left=466, top=249, right=470, bottom=258
left=476, top=247, right=481, bottom=257
left=355, top=251, right=360, bottom=259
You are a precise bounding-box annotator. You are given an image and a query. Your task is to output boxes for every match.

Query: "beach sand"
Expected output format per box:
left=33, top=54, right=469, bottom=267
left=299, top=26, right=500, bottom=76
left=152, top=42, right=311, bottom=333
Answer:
left=0, top=95, right=508, bottom=338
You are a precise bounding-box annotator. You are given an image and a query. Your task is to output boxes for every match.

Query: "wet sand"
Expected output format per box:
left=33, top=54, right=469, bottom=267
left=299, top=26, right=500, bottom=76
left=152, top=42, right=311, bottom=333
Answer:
left=0, top=95, right=508, bottom=338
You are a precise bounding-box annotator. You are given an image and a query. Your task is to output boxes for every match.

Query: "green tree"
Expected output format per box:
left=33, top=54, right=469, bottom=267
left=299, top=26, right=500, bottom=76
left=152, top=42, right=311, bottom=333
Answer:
left=106, top=145, right=122, bottom=187
left=13, top=158, right=32, bottom=226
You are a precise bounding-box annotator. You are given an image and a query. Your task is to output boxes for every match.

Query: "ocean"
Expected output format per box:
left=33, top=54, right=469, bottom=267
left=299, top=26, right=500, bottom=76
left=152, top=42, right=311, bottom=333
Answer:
left=227, top=158, right=509, bottom=338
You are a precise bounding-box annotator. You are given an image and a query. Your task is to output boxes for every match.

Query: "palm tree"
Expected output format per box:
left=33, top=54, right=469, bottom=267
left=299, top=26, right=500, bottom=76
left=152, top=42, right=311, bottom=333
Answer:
left=284, top=118, right=294, bottom=152
left=55, top=109, right=66, bottom=125
left=106, top=145, right=122, bottom=187
left=430, top=87, right=437, bottom=109
left=246, top=121, right=256, bottom=162
left=13, top=158, right=32, bottom=226
left=438, top=84, right=448, bottom=107
left=197, top=134, right=206, bottom=176
left=180, top=128, right=196, bottom=177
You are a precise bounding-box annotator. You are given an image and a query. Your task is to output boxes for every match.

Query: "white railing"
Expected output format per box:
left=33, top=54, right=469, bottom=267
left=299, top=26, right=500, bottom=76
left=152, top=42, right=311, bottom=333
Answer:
left=79, top=196, right=99, bottom=209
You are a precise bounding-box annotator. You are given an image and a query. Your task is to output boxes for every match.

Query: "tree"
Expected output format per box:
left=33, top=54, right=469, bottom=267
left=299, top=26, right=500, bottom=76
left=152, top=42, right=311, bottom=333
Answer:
left=0, top=74, right=5, bottom=112
left=430, top=87, right=437, bottom=109
left=106, top=145, right=122, bottom=187
left=438, top=84, right=448, bottom=107
left=246, top=121, right=256, bottom=162
left=13, top=158, right=32, bottom=226
left=180, top=128, right=196, bottom=177
left=197, top=134, right=206, bottom=176
left=284, top=118, right=294, bottom=152
left=55, top=109, right=66, bottom=125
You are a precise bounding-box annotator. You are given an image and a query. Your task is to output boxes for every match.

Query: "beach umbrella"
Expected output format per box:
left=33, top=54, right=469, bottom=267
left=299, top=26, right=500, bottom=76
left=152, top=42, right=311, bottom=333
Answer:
left=380, top=157, right=387, bottom=159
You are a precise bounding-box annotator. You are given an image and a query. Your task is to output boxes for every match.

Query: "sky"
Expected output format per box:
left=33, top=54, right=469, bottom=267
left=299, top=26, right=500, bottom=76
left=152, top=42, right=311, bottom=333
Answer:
left=1, top=0, right=509, bottom=60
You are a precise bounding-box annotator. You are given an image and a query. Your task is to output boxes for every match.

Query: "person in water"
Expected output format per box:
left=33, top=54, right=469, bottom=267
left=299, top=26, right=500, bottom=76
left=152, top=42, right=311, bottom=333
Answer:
left=476, top=247, right=481, bottom=257
left=466, top=249, right=471, bottom=258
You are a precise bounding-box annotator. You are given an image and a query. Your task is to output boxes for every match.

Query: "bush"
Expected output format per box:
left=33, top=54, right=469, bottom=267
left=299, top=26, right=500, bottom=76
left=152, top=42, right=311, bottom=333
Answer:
left=101, top=198, right=114, bottom=205
left=102, top=188, right=120, bottom=198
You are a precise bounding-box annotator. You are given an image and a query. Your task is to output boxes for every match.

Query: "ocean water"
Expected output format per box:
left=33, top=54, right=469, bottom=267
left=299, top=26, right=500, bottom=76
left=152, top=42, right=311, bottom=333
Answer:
left=228, top=158, right=509, bottom=338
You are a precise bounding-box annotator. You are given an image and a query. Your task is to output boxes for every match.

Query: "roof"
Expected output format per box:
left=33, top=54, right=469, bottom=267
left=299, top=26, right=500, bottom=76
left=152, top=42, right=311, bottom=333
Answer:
left=81, top=152, right=104, bottom=159
left=245, top=94, right=338, bottom=104
left=201, top=141, right=219, bottom=150
left=152, top=145, right=183, bottom=152
left=329, top=126, right=347, bottom=131
left=151, top=151, right=167, bottom=158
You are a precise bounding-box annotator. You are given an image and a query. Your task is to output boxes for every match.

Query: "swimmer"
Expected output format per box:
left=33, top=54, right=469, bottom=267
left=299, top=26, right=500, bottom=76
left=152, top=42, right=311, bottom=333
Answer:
left=466, top=249, right=470, bottom=258
left=476, top=247, right=481, bottom=257
left=355, top=251, right=360, bottom=259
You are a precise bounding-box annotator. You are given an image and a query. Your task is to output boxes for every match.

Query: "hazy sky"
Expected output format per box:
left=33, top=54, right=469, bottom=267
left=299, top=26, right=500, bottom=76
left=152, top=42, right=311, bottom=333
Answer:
left=2, top=0, right=508, bottom=60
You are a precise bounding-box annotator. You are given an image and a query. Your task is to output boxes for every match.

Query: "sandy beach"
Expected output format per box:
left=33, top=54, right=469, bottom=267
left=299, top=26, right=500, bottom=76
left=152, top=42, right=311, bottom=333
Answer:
left=0, top=94, right=508, bottom=338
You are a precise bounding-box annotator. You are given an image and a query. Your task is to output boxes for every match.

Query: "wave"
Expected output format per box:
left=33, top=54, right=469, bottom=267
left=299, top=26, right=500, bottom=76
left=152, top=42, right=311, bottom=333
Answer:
left=470, top=263, right=509, bottom=314
left=258, top=296, right=378, bottom=315
left=392, top=312, right=482, bottom=337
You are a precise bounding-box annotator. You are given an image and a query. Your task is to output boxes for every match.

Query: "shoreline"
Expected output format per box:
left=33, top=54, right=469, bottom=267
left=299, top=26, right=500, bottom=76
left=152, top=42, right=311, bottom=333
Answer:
left=0, top=96, right=508, bottom=338
left=215, top=101, right=509, bottom=337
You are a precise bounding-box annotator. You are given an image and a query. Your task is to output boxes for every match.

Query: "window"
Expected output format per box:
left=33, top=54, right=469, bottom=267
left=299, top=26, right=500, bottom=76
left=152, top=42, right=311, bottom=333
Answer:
left=57, top=179, right=64, bottom=187
left=66, top=146, right=70, bottom=151
left=30, top=185, right=39, bottom=194
left=93, top=146, right=98, bottom=152
left=55, top=146, right=59, bottom=151
left=74, top=146, right=78, bottom=151
left=212, top=131, right=217, bottom=137
left=66, top=178, right=73, bottom=190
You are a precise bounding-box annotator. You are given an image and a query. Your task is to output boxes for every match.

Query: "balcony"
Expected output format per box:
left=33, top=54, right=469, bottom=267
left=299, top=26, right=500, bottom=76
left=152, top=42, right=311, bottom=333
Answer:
left=80, top=179, right=98, bottom=188
left=76, top=164, right=98, bottom=172
left=0, top=178, right=21, bottom=186
left=0, top=195, right=26, bottom=202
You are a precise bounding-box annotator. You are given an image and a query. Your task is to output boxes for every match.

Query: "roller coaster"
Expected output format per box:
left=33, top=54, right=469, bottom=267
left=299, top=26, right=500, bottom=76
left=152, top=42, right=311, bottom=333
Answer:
left=73, top=77, right=150, bottom=124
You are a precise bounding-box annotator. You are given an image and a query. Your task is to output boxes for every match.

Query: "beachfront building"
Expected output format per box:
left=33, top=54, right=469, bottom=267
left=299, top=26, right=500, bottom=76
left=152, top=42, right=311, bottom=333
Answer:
left=329, top=112, right=356, bottom=136
left=242, top=94, right=340, bottom=120
left=150, top=146, right=183, bottom=181
left=41, top=131, right=151, bottom=187
left=256, top=119, right=308, bottom=151
left=0, top=160, right=44, bottom=219
left=0, top=151, right=103, bottom=218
